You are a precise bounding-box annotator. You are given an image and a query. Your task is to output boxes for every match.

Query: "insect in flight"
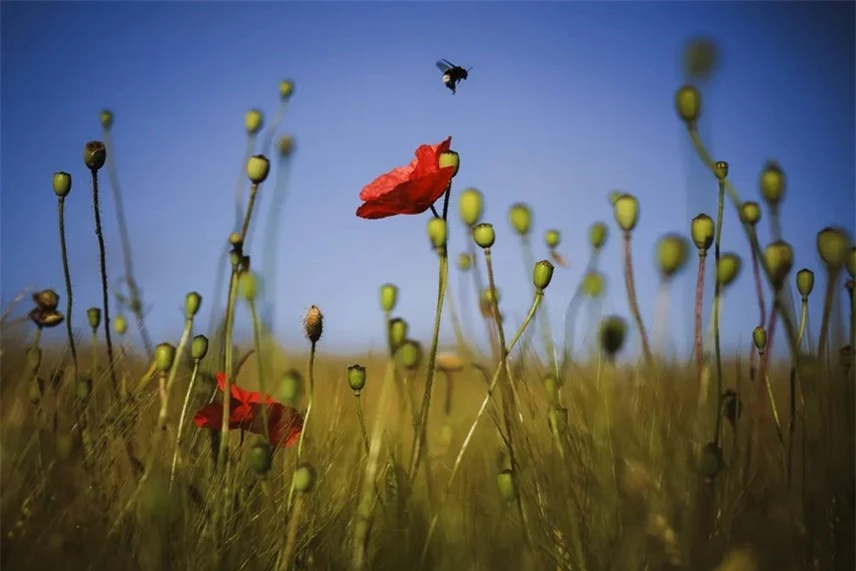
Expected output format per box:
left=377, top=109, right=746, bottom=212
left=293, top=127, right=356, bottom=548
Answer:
left=436, top=58, right=472, bottom=95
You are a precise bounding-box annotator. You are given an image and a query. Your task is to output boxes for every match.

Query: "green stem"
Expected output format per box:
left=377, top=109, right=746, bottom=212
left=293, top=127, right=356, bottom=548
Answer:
left=522, top=236, right=557, bottom=375
left=90, top=169, right=119, bottom=396
left=170, top=358, right=201, bottom=489
left=217, top=268, right=239, bottom=468
left=713, top=179, right=725, bottom=446
left=288, top=341, right=317, bottom=509
left=818, top=268, right=840, bottom=363
left=356, top=396, right=370, bottom=455
left=622, top=231, right=654, bottom=369
left=248, top=299, right=270, bottom=442
left=57, top=197, right=79, bottom=383
left=160, top=316, right=195, bottom=430
left=240, top=183, right=260, bottom=244
left=694, top=251, right=706, bottom=388
left=797, top=297, right=808, bottom=348
left=561, top=248, right=600, bottom=371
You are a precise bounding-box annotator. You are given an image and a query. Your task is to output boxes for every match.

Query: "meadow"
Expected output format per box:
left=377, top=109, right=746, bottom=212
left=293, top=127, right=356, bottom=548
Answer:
left=1, top=42, right=855, bottom=571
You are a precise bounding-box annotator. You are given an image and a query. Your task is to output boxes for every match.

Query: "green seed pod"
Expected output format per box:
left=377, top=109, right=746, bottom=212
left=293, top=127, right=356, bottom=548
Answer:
left=713, top=161, right=729, bottom=181
left=759, top=161, right=786, bottom=207
left=247, top=154, right=271, bottom=185
left=721, top=388, right=742, bottom=427
left=185, top=291, right=202, bottom=319
left=763, top=240, right=794, bottom=290
left=458, top=188, right=484, bottom=227
left=589, top=221, right=608, bottom=250
left=191, top=335, right=209, bottom=361
left=396, top=339, right=423, bottom=372
left=27, top=346, right=42, bottom=371
left=238, top=271, right=259, bottom=302
left=457, top=253, right=472, bottom=272
left=86, top=307, right=101, bottom=331
left=76, top=377, right=92, bottom=402
left=279, top=79, right=295, bottom=100
left=347, top=364, right=367, bottom=395
left=796, top=269, right=814, bottom=299
left=816, top=226, right=851, bottom=270
left=752, top=326, right=767, bottom=351
left=716, top=253, right=742, bottom=289
left=154, top=342, right=176, bottom=373
left=33, top=289, right=59, bottom=312
left=228, top=232, right=242, bottom=248
left=427, top=217, right=448, bottom=250
left=656, top=233, right=691, bottom=279
left=278, top=134, right=295, bottom=158
left=545, top=229, right=560, bottom=249
left=739, top=202, right=762, bottom=227
left=481, top=287, right=501, bottom=307
left=114, top=314, right=127, bottom=336
left=388, top=318, right=408, bottom=350
left=691, top=213, right=714, bottom=252
left=83, top=141, right=106, bottom=171
left=53, top=172, right=72, bottom=198
left=379, top=283, right=398, bottom=313
left=99, top=109, right=114, bottom=130
left=607, top=190, right=622, bottom=207
left=613, top=194, right=639, bottom=233
left=533, top=260, right=555, bottom=291
left=848, top=247, right=856, bottom=279
left=496, top=469, right=518, bottom=502
left=248, top=442, right=273, bottom=475
left=438, top=150, right=460, bottom=177
left=582, top=270, right=605, bottom=298
left=294, top=462, right=316, bottom=493
left=599, top=315, right=627, bottom=359
left=244, top=108, right=264, bottom=135
left=542, top=374, right=560, bottom=404
left=699, top=442, right=723, bottom=480
left=674, top=84, right=701, bottom=124
left=473, top=223, right=496, bottom=249
left=280, top=369, right=303, bottom=404
left=508, top=203, right=532, bottom=236
left=683, top=37, right=719, bottom=81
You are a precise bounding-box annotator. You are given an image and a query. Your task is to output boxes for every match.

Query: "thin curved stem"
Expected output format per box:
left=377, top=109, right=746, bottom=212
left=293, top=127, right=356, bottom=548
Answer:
left=249, top=299, right=270, bottom=441
left=818, top=269, right=840, bottom=363
left=713, top=180, right=725, bottom=446
left=57, top=198, right=79, bottom=383
left=622, top=231, right=653, bottom=369
left=694, top=251, right=706, bottom=388
left=169, top=359, right=201, bottom=489
left=90, top=169, right=119, bottom=396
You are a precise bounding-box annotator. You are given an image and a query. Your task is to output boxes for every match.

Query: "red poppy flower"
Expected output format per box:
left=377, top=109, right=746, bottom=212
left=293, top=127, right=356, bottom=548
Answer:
left=356, top=136, right=456, bottom=219
left=193, top=373, right=303, bottom=448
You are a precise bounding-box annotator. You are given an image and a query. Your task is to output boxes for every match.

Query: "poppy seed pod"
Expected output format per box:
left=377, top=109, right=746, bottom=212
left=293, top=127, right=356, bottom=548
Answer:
left=427, top=217, right=447, bottom=250
left=796, top=269, right=814, bottom=299
left=684, top=37, right=719, bottom=81
left=473, top=223, right=496, bottom=249
left=458, top=188, right=484, bottom=227
left=33, top=289, right=59, bottom=312
left=752, top=326, right=767, bottom=352
left=279, top=79, right=295, bottom=100
left=656, top=233, right=691, bottom=279
left=763, top=240, right=794, bottom=290
left=438, top=150, right=460, bottom=177
left=185, top=291, right=202, bottom=319
left=303, top=305, right=323, bottom=344
left=674, top=84, right=701, bottom=125
left=533, top=260, right=555, bottom=290
left=83, top=141, right=106, bottom=171
left=739, top=202, right=762, bottom=227
left=816, top=226, right=851, bottom=270
left=29, top=309, right=64, bottom=329
left=278, top=134, right=295, bottom=158
left=721, top=389, right=742, bottom=427
left=53, top=172, right=72, bottom=198
left=244, top=108, right=264, bottom=135
left=613, top=194, right=639, bottom=233
left=496, top=469, right=517, bottom=502
left=582, top=270, right=605, bottom=298
left=246, top=155, right=271, bottom=185
left=280, top=369, right=303, bottom=404
left=713, top=161, right=729, bottom=181
left=396, top=339, right=423, bottom=372
left=691, top=214, right=714, bottom=252
left=542, top=374, right=560, bottom=404
left=589, top=222, right=608, bottom=250
left=191, top=334, right=209, bottom=361
left=848, top=247, right=856, bottom=279
left=99, top=109, right=114, bottom=130
left=249, top=443, right=273, bottom=475
left=294, top=462, right=316, bottom=493
left=481, top=287, right=501, bottom=307
left=699, top=442, right=723, bottom=480
left=457, top=252, right=472, bottom=271
left=388, top=318, right=408, bottom=350
left=228, top=232, right=242, bottom=248
left=759, top=161, right=786, bottom=206
left=76, top=377, right=92, bottom=402
left=154, top=343, right=177, bottom=373
left=716, top=253, right=742, bottom=289
left=508, top=203, right=532, bottom=236
left=599, top=315, right=627, bottom=359
left=86, top=307, right=101, bottom=331
left=379, top=283, right=398, bottom=313
left=347, top=364, right=367, bottom=395
left=114, top=314, right=128, bottom=336
left=545, top=229, right=560, bottom=249
left=239, top=271, right=259, bottom=302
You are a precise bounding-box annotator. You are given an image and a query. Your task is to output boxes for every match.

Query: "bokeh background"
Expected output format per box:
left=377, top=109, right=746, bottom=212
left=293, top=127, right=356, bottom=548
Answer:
left=2, top=1, right=854, bottom=360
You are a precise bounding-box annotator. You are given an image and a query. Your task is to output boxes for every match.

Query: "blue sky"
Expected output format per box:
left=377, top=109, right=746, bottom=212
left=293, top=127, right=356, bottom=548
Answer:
left=2, top=1, right=853, bottom=362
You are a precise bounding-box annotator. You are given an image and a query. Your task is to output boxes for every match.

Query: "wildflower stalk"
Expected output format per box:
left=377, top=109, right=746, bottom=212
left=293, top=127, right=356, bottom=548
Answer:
left=288, top=333, right=318, bottom=510
left=521, top=235, right=557, bottom=373
left=712, top=179, right=725, bottom=446
left=817, top=268, right=841, bottom=362
left=170, top=355, right=203, bottom=489
left=797, top=297, right=809, bottom=347
left=248, top=297, right=270, bottom=441
left=158, top=306, right=197, bottom=432
left=356, top=397, right=370, bottom=455
left=217, top=265, right=240, bottom=469
left=280, top=491, right=306, bottom=570
left=694, top=249, right=707, bottom=387
left=57, top=195, right=79, bottom=383
left=748, top=230, right=767, bottom=370
left=622, top=229, right=654, bottom=369
left=562, top=247, right=601, bottom=370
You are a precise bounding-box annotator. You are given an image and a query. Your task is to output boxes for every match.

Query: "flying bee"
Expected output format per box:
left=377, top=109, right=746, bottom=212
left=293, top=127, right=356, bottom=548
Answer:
left=436, top=58, right=472, bottom=95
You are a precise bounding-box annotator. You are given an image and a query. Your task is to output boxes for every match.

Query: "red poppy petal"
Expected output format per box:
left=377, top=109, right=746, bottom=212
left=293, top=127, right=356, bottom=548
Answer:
left=359, top=161, right=418, bottom=201
left=193, top=403, right=224, bottom=428
left=411, top=137, right=452, bottom=178
left=394, top=167, right=455, bottom=208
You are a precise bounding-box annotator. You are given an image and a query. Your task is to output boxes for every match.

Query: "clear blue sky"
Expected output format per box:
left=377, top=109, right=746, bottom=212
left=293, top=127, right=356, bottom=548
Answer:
left=2, top=1, right=853, bottom=361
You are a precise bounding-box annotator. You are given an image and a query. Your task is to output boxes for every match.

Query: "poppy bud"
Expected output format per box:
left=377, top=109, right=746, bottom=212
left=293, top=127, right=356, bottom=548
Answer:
left=347, top=364, right=367, bottom=395
left=613, top=194, right=639, bottom=233
left=716, top=253, right=742, bottom=289
left=582, top=271, right=605, bottom=298
left=496, top=469, right=517, bottom=502
left=53, top=172, right=71, bottom=198
left=427, top=218, right=447, bottom=250
left=388, top=318, right=408, bottom=351
left=457, top=253, right=472, bottom=272
left=759, top=161, right=786, bottom=207
left=848, top=247, right=856, bottom=279
left=656, top=233, right=690, bottom=279
left=674, top=84, right=701, bottom=125
left=508, top=203, right=532, bottom=236
left=228, top=232, right=242, bottom=248
left=98, top=109, right=115, bottom=131
left=87, top=307, right=101, bottom=332
left=185, top=291, right=202, bottom=319
left=481, top=287, right=501, bottom=307
left=740, top=202, right=761, bottom=227
left=763, top=240, right=794, bottom=290
left=155, top=342, right=176, bottom=373
left=191, top=335, right=209, bottom=361
left=458, top=188, right=484, bottom=227
left=244, top=108, right=263, bottom=135
left=278, top=134, right=295, bottom=158
left=280, top=369, right=303, bottom=404
left=114, top=314, right=128, bottom=336
left=249, top=443, right=273, bottom=475
left=533, top=260, right=555, bottom=291
left=238, top=271, right=259, bottom=302
left=303, top=305, right=323, bottom=344
left=473, top=223, right=496, bottom=249
left=713, top=161, right=729, bottom=181
left=545, top=229, right=560, bottom=249
left=599, top=315, right=627, bottom=360
left=83, top=141, right=106, bottom=172
left=752, top=326, right=767, bottom=352
left=817, top=226, right=851, bottom=270
left=796, top=269, right=814, bottom=299
left=721, top=389, right=742, bottom=427
left=699, top=442, right=723, bottom=480
left=397, top=339, right=422, bottom=372
left=691, top=214, right=714, bottom=252
left=27, top=346, right=42, bottom=372
left=379, top=283, right=398, bottom=313
left=607, top=190, right=622, bottom=207
left=76, top=377, right=92, bottom=402
left=279, top=79, right=295, bottom=100
left=33, top=289, right=59, bottom=312
left=683, top=37, right=719, bottom=81
left=438, top=150, right=459, bottom=177
left=294, top=462, right=316, bottom=493
left=589, top=222, right=608, bottom=250
left=247, top=155, right=271, bottom=185
left=542, top=373, right=559, bottom=404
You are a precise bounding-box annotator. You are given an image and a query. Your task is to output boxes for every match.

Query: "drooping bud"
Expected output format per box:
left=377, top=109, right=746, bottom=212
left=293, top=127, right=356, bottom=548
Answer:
left=613, top=194, right=639, bottom=233
left=458, top=188, right=484, bottom=227
left=508, top=203, right=532, bottom=236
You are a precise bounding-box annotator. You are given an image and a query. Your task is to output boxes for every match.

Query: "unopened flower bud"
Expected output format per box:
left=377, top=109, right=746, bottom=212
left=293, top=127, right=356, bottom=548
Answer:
left=87, top=307, right=101, bottom=331
left=675, top=84, right=701, bottom=124
left=154, top=342, right=176, bottom=373
left=380, top=283, right=398, bottom=313
left=247, top=155, right=271, bottom=185
left=185, top=291, right=202, bottom=319
left=691, top=214, right=714, bottom=252
left=53, top=172, right=71, bottom=198
left=238, top=271, right=259, bottom=302
left=533, top=260, right=555, bottom=291
left=796, top=269, right=814, bottom=299
left=76, top=377, right=92, bottom=402
left=496, top=469, right=517, bottom=502
left=249, top=443, right=272, bottom=475
left=191, top=335, right=209, bottom=361
left=759, top=161, right=786, bottom=207
left=294, top=462, right=316, bottom=493
left=473, top=223, right=496, bottom=249
left=458, top=188, right=484, bottom=227
left=27, top=346, right=42, bottom=371
left=347, top=365, right=367, bottom=395
left=280, top=369, right=302, bottom=404
left=716, top=253, right=742, bottom=289
left=508, top=203, right=532, bottom=236
left=244, top=109, right=263, bottom=135
left=613, top=194, right=639, bottom=233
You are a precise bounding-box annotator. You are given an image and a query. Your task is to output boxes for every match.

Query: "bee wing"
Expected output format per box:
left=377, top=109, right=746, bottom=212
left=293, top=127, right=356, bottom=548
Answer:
left=436, top=60, right=453, bottom=72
